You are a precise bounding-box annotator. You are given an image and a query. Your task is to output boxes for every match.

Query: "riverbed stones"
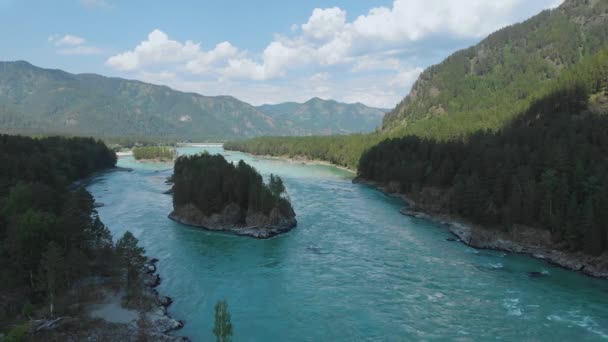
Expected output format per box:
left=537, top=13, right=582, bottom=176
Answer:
left=144, top=273, right=161, bottom=287
left=158, top=296, right=173, bottom=307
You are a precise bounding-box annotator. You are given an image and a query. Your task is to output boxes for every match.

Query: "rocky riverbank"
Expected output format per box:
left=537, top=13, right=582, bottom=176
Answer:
left=354, top=177, right=608, bottom=279
left=169, top=202, right=297, bottom=239
left=25, top=258, right=187, bottom=341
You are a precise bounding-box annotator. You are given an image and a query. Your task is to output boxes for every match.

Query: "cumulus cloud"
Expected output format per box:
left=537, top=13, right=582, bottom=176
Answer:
left=106, top=30, right=200, bottom=71
left=49, top=34, right=103, bottom=55
left=350, top=0, right=532, bottom=42
left=103, top=0, right=560, bottom=107
left=301, top=7, right=347, bottom=41
left=186, top=41, right=239, bottom=74
left=391, top=67, right=424, bottom=88
left=49, top=34, right=86, bottom=46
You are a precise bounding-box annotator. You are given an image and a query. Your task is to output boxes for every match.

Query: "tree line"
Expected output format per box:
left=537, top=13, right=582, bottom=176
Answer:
left=133, top=146, right=177, bottom=161
left=359, top=49, right=608, bottom=255
left=224, top=134, right=380, bottom=170
left=172, top=153, right=290, bottom=218
left=226, top=49, right=608, bottom=256
left=0, top=135, right=148, bottom=332
left=225, top=2, right=608, bottom=170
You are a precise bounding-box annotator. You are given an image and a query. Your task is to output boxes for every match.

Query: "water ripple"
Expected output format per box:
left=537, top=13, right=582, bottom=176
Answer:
left=88, top=148, right=608, bottom=341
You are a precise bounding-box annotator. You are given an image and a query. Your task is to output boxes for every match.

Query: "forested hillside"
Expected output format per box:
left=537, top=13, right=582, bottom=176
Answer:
left=226, top=0, right=608, bottom=171
left=0, top=61, right=282, bottom=140
left=224, top=134, right=379, bottom=170
left=0, top=135, right=116, bottom=323
left=0, top=62, right=386, bottom=140
left=257, top=98, right=385, bottom=135
left=382, top=0, right=608, bottom=139
left=360, top=49, right=608, bottom=255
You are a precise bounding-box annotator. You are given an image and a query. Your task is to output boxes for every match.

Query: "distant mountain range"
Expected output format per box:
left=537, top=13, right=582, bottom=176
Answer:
left=257, top=98, right=385, bottom=135
left=0, top=61, right=384, bottom=140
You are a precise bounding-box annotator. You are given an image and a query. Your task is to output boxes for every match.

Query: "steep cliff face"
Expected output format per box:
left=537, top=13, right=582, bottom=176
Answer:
left=382, top=0, right=608, bottom=139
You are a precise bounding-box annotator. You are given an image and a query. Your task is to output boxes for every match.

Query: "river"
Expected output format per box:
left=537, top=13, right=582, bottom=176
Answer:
left=87, top=145, right=608, bottom=341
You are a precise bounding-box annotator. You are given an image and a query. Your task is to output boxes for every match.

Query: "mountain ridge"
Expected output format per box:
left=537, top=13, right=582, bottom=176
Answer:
left=256, top=97, right=386, bottom=135
left=0, top=61, right=383, bottom=139
left=381, top=0, right=608, bottom=139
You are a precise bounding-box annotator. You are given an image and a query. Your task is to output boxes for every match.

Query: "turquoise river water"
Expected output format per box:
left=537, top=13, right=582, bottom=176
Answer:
left=87, top=145, right=608, bottom=341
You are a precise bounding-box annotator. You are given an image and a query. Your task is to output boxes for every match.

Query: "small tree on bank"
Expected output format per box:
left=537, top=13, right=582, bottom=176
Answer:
left=213, top=300, right=233, bottom=342
left=115, top=231, right=146, bottom=295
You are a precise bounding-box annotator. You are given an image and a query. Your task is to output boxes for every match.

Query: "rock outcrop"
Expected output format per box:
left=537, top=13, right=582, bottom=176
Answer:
left=169, top=202, right=297, bottom=239
left=441, top=217, right=608, bottom=278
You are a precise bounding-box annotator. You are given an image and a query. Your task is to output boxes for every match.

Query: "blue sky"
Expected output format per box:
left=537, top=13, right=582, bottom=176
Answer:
left=0, top=0, right=562, bottom=107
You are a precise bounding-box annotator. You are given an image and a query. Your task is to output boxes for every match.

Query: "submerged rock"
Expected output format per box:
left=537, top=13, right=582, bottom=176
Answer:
left=144, top=263, right=156, bottom=274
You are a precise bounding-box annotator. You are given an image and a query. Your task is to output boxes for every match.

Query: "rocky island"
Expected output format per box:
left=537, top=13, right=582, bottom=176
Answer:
left=168, top=153, right=297, bottom=239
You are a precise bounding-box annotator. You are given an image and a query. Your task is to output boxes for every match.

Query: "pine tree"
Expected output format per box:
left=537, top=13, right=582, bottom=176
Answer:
left=582, top=198, right=604, bottom=256
left=116, top=231, right=146, bottom=291
left=269, top=174, right=285, bottom=197
left=37, top=242, right=65, bottom=317
left=540, top=169, right=559, bottom=228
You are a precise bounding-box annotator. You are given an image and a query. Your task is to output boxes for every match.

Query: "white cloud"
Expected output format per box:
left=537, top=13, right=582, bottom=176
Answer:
left=49, top=34, right=86, bottom=46
left=310, top=72, right=329, bottom=82
left=351, top=56, right=401, bottom=72
left=221, top=58, right=266, bottom=81
left=301, top=7, right=346, bottom=41
left=106, top=29, right=200, bottom=71
left=351, top=0, right=531, bottom=43
left=221, top=38, right=318, bottom=80
left=210, top=0, right=546, bottom=79
left=49, top=34, right=103, bottom=55
left=186, top=41, right=239, bottom=74
left=391, top=67, right=424, bottom=88
left=103, top=0, right=559, bottom=107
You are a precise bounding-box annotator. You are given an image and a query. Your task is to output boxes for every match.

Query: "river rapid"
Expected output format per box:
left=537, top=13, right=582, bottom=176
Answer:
left=87, top=145, right=608, bottom=341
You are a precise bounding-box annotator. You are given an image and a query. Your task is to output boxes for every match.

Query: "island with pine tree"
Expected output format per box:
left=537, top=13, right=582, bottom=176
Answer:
left=168, top=152, right=297, bottom=238
left=132, top=146, right=177, bottom=163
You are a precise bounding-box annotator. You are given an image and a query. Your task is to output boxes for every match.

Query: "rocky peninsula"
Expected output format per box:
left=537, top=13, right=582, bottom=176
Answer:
left=168, top=153, right=297, bottom=239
